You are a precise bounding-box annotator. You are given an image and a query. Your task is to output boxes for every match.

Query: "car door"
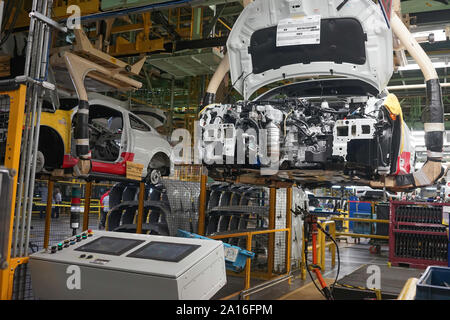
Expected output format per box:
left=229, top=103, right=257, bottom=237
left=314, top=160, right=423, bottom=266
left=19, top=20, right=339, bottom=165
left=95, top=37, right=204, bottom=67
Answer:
left=88, top=104, right=128, bottom=163
left=127, top=112, right=170, bottom=172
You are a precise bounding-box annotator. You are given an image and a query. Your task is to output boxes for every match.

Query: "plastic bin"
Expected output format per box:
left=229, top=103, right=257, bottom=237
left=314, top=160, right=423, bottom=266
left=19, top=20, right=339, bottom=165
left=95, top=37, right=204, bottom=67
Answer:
left=349, top=198, right=371, bottom=230
left=375, top=203, right=390, bottom=236
left=416, top=266, right=450, bottom=300
left=177, top=229, right=255, bottom=273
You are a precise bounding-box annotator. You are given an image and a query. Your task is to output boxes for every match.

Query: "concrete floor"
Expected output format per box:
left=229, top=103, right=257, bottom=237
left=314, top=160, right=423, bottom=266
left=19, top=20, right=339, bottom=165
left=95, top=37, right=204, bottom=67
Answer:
left=213, top=238, right=403, bottom=300
left=24, top=214, right=420, bottom=300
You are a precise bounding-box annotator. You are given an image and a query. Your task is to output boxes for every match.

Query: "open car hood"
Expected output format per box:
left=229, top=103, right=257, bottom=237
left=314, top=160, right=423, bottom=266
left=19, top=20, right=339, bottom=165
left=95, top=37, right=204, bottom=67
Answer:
left=227, top=0, right=393, bottom=99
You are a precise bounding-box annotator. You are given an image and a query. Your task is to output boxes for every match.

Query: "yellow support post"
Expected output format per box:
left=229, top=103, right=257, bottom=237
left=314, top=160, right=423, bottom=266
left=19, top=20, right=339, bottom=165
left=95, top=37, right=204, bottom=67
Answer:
left=285, top=188, right=292, bottom=280
left=317, top=221, right=336, bottom=272
left=83, top=181, right=92, bottom=231
left=43, top=180, right=55, bottom=250
left=136, top=182, right=145, bottom=234
left=245, top=233, right=253, bottom=293
left=319, top=226, right=326, bottom=272
left=300, top=227, right=307, bottom=280
left=268, top=187, right=276, bottom=276
left=198, top=167, right=208, bottom=235
left=0, top=85, right=27, bottom=300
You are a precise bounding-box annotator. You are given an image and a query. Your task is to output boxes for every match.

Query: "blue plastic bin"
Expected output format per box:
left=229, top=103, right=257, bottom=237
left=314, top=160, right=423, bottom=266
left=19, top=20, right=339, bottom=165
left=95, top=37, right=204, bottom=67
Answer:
left=353, top=212, right=371, bottom=235
left=349, top=197, right=371, bottom=230
left=177, top=230, right=255, bottom=273
left=416, top=266, right=450, bottom=300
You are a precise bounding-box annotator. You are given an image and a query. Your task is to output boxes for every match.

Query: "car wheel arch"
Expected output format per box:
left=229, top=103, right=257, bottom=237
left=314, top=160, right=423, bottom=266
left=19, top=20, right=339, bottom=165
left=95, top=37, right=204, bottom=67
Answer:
left=38, top=126, right=65, bottom=169
left=148, top=151, right=171, bottom=176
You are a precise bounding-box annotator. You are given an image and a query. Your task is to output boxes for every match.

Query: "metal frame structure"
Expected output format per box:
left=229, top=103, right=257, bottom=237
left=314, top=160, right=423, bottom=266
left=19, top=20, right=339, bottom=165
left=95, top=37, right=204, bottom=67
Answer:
left=0, top=84, right=27, bottom=300
left=2, top=0, right=64, bottom=300
left=196, top=168, right=293, bottom=299
left=389, top=200, right=449, bottom=268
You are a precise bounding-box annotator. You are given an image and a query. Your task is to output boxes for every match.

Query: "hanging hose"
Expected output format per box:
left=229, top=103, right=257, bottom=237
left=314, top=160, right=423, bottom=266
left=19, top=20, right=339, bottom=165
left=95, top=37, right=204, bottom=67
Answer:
left=201, top=0, right=254, bottom=106
left=202, top=52, right=230, bottom=106
left=371, top=13, right=445, bottom=190
left=74, top=100, right=91, bottom=160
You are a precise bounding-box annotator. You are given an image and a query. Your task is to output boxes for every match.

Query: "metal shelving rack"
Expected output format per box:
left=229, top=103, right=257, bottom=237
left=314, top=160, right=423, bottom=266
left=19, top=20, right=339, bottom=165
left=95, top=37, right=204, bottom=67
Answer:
left=389, top=201, right=449, bottom=269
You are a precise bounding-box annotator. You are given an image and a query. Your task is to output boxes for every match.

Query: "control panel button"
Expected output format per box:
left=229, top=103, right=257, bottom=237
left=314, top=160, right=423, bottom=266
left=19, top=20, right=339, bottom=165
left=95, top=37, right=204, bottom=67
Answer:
left=79, top=254, right=86, bottom=258
left=86, top=255, right=93, bottom=259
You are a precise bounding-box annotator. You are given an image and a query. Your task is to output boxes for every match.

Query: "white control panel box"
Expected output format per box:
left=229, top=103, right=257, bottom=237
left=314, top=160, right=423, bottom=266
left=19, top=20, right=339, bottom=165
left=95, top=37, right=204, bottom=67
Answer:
left=29, top=230, right=227, bottom=300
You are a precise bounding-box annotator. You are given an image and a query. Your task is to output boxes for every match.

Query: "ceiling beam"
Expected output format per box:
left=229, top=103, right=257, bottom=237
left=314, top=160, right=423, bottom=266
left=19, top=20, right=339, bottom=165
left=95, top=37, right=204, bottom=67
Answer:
left=401, top=0, right=450, bottom=14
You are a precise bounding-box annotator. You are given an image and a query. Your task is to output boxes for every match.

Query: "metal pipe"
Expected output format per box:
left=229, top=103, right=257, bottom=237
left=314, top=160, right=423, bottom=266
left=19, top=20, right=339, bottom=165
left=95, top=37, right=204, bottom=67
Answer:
left=239, top=273, right=293, bottom=300
left=25, top=3, right=52, bottom=252
left=12, top=0, right=40, bottom=256
left=14, top=0, right=48, bottom=297
left=24, top=93, right=45, bottom=256
left=23, top=0, right=39, bottom=78
left=20, top=0, right=49, bottom=257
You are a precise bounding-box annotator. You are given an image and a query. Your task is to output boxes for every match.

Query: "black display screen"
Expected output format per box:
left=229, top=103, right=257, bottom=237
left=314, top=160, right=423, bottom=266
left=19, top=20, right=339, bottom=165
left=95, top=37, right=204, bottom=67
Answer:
left=127, top=241, right=200, bottom=262
left=74, top=237, right=145, bottom=256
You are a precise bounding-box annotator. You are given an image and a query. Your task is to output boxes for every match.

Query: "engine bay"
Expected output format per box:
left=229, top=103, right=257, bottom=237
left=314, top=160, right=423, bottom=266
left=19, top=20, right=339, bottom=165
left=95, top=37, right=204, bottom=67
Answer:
left=199, top=85, right=412, bottom=187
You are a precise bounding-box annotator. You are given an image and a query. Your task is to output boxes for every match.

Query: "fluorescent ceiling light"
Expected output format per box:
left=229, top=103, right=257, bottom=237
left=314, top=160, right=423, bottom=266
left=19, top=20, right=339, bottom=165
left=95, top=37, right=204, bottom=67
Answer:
left=398, top=61, right=450, bottom=71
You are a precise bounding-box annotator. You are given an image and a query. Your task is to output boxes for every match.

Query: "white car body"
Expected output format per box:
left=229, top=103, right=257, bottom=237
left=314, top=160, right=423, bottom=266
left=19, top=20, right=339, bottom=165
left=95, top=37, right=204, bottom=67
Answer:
left=39, top=93, right=173, bottom=181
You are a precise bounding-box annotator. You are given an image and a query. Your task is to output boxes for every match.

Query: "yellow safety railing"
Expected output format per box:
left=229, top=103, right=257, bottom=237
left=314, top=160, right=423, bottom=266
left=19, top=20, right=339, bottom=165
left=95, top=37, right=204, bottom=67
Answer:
left=397, top=278, right=419, bottom=300
left=32, top=199, right=102, bottom=216
left=209, top=227, right=291, bottom=300
left=331, top=217, right=389, bottom=240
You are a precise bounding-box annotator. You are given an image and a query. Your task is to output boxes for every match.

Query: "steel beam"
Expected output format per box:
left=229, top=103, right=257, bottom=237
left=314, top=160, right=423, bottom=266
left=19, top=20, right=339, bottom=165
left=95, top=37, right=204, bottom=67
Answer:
left=401, top=0, right=450, bottom=14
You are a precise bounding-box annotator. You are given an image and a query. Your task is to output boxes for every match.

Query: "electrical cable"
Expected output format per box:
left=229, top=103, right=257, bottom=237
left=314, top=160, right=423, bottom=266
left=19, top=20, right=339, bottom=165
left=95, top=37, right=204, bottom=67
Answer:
left=316, top=222, right=341, bottom=295
left=304, top=243, right=328, bottom=299
left=223, top=71, right=254, bottom=104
